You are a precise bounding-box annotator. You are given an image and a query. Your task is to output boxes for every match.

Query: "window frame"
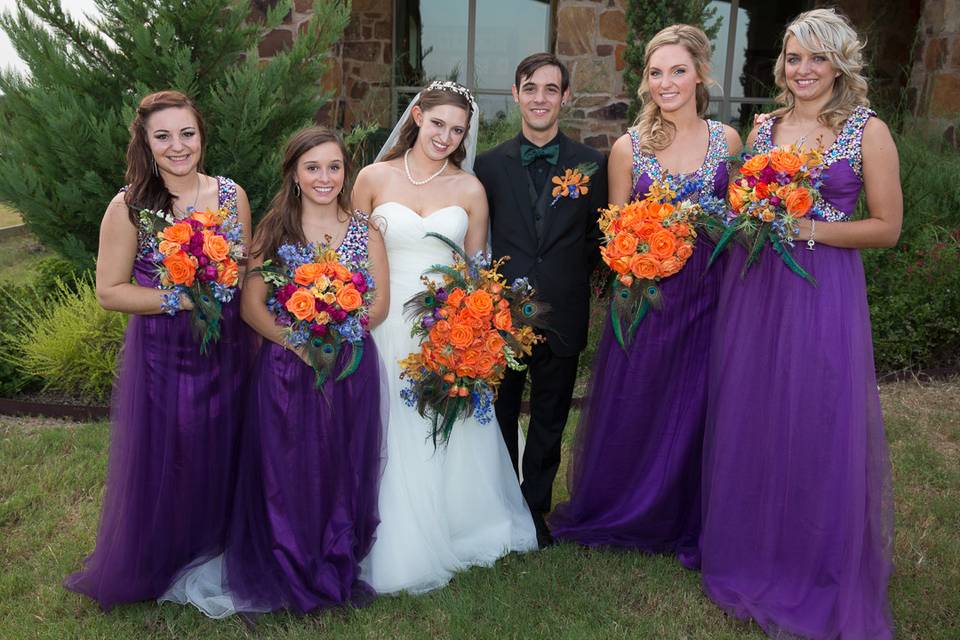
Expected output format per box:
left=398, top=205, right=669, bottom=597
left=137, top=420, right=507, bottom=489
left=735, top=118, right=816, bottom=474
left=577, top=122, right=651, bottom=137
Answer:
left=391, top=0, right=554, bottom=122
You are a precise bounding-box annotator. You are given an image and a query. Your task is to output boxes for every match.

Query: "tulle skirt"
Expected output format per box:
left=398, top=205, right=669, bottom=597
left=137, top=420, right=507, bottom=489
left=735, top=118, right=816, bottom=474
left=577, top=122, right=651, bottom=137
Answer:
left=64, top=301, right=251, bottom=610
left=161, top=339, right=385, bottom=616
left=700, top=244, right=894, bottom=639
left=550, top=239, right=721, bottom=567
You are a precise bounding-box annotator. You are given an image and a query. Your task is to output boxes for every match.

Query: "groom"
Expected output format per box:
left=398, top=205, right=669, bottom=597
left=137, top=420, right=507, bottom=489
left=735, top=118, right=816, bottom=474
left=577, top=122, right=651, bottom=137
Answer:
left=474, top=53, right=607, bottom=548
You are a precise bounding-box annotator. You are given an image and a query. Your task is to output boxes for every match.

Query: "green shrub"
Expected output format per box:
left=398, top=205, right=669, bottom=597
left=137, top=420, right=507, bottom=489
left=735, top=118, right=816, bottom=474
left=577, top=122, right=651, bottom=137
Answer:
left=0, top=282, right=44, bottom=396
left=0, top=0, right=350, bottom=268
left=3, top=274, right=127, bottom=402
left=861, top=126, right=960, bottom=374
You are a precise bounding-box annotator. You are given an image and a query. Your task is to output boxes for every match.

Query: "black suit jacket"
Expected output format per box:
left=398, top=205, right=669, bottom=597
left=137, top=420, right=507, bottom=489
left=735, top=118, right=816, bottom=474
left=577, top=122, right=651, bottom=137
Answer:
left=475, top=132, right=607, bottom=357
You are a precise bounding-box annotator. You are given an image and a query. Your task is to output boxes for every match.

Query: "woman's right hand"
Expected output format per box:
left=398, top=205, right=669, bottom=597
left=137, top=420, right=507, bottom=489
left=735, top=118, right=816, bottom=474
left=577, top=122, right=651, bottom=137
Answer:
left=178, top=292, right=195, bottom=311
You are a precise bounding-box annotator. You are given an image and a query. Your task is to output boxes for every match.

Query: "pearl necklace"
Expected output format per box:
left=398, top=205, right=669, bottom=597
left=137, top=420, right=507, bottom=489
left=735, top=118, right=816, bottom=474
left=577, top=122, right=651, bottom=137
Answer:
left=404, top=149, right=448, bottom=186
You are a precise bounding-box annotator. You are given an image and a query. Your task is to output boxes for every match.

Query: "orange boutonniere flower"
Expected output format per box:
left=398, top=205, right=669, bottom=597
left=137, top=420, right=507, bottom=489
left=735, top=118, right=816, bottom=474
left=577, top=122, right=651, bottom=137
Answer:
left=550, top=162, right=599, bottom=206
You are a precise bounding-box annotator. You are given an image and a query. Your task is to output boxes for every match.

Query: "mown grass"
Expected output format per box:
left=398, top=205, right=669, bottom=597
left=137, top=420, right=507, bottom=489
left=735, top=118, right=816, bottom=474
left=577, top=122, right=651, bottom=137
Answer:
left=1, top=380, right=958, bottom=639
left=0, top=204, right=22, bottom=228
left=0, top=231, right=54, bottom=284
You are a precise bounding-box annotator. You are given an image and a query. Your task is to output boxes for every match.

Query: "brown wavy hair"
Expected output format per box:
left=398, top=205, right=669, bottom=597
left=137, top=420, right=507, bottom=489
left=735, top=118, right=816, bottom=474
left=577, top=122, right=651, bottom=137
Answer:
left=123, top=90, right=206, bottom=223
left=632, top=24, right=714, bottom=155
left=769, top=8, right=870, bottom=131
left=379, top=88, right=472, bottom=167
left=252, top=126, right=355, bottom=261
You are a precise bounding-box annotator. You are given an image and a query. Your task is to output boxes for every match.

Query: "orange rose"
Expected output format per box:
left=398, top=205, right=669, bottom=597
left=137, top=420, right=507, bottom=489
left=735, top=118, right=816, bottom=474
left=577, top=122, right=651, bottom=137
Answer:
left=769, top=149, right=803, bottom=176
left=191, top=210, right=219, bottom=227
left=619, top=274, right=634, bottom=287
left=760, top=209, right=776, bottom=222
left=332, top=262, right=352, bottom=282
left=493, top=308, right=513, bottom=332
left=476, top=353, right=497, bottom=376
left=613, top=232, right=638, bottom=256
left=336, top=283, right=363, bottom=312
left=202, top=231, right=230, bottom=263
left=449, top=324, right=474, bottom=349
left=294, top=263, right=325, bottom=286
left=462, top=349, right=481, bottom=367
left=163, top=251, right=197, bottom=286
left=434, top=320, right=451, bottom=335
left=630, top=254, right=660, bottom=280
left=160, top=221, right=193, bottom=245
left=485, top=331, right=506, bottom=354
left=676, top=242, right=694, bottom=261
left=609, top=256, right=631, bottom=275
left=464, top=290, right=494, bottom=318
left=785, top=188, right=813, bottom=217
left=728, top=182, right=748, bottom=212
left=446, top=288, right=466, bottom=309
left=670, top=223, right=692, bottom=238
left=217, top=259, right=239, bottom=286
left=659, top=256, right=682, bottom=277
left=158, top=240, right=182, bottom=256
left=776, top=184, right=794, bottom=200
left=285, top=288, right=316, bottom=321
left=740, top=154, right=769, bottom=176
left=635, top=222, right=661, bottom=240
left=648, top=230, right=678, bottom=260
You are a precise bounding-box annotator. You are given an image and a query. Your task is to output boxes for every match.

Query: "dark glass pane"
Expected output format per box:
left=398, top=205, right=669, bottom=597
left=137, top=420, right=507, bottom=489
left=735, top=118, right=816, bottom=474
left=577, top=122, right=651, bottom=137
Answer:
left=474, top=0, right=551, bottom=90
left=395, top=0, right=469, bottom=87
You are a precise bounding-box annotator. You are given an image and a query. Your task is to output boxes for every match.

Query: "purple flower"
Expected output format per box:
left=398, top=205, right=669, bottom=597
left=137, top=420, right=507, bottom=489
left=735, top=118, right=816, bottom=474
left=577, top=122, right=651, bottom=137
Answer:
left=770, top=196, right=782, bottom=206
left=436, top=288, right=448, bottom=302
left=202, top=264, right=218, bottom=281
left=276, top=283, right=298, bottom=304
left=352, top=272, right=368, bottom=292
left=332, top=308, right=347, bottom=323
left=310, top=323, right=327, bottom=336
left=422, top=316, right=435, bottom=329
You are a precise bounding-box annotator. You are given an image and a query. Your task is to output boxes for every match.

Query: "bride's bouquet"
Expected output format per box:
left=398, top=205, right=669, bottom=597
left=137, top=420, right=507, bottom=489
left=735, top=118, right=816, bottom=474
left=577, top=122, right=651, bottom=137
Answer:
left=254, top=241, right=374, bottom=388
left=709, top=145, right=825, bottom=284
left=399, top=233, right=546, bottom=447
left=598, top=179, right=705, bottom=350
left=138, top=207, right=244, bottom=353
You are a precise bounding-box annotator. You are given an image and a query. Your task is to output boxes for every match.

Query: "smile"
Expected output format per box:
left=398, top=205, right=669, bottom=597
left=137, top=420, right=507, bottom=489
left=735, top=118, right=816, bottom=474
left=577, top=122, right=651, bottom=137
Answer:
left=431, top=140, right=450, bottom=152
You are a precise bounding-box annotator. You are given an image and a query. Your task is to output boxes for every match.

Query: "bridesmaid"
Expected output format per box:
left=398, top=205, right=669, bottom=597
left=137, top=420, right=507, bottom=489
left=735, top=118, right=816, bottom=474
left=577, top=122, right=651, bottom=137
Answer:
left=64, top=90, right=252, bottom=610
left=699, top=9, right=901, bottom=639
left=163, top=127, right=389, bottom=616
left=549, top=25, right=741, bottom=567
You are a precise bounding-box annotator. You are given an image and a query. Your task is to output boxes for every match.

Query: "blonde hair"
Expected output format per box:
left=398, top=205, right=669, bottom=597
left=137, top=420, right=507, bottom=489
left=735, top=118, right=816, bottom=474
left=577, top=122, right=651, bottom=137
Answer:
left=770, top=8, right=869, bottom=131
left=633, top=24, right=713, bottom=155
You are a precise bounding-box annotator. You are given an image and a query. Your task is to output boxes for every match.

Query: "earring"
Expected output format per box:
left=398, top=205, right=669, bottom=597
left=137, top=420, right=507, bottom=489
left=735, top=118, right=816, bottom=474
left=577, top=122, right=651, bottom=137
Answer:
left=294, top=182, right=301, bottom=198
left=151, top=158, right=159, bottom=177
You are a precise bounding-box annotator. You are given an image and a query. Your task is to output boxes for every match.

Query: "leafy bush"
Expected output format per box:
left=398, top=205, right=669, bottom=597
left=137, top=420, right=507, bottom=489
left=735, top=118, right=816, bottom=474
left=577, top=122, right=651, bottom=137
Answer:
left=0, top=0, right=349, bottom=268
left=0, top=282, right=44, bottom=396
left=862, top=127, right=960, bottom=374
left=2, top=274, right=127, bottom=402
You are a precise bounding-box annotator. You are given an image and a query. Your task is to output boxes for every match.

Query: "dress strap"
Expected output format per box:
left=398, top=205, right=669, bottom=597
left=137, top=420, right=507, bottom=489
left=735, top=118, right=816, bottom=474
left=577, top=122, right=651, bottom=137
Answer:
left=627, top=128, right=644, bottom=184
left=337, top=214, right=370, bottom=263
left=753, top=115, right=776, bottom=154
left=699, top=120, right=728, bottom=194
left=216, top=176, right=239, bottom=214
left=823, top=105, right=876, bottom=178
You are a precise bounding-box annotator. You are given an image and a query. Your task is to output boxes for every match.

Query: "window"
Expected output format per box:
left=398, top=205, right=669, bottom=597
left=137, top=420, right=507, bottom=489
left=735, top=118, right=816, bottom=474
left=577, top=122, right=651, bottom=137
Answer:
left=393, top=0, right=552, bottom=122
left=707, top=0, right=814, bottom=127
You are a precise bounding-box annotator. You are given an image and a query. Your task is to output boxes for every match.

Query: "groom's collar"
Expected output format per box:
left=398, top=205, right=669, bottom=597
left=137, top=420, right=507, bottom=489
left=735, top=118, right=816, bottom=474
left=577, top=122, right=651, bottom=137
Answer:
left=506, top=130, right=568, bottom=159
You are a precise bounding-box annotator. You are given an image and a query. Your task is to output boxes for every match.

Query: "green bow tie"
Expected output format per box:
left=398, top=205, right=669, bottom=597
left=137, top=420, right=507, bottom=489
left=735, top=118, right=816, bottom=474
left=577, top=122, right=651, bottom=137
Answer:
left=520, top=143, right=559, bottom=166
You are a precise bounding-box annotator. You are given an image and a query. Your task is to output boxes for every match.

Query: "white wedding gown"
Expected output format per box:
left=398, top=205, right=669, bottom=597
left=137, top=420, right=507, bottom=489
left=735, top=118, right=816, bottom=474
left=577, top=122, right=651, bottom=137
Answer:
left=361, top=202, right=537, bottom=594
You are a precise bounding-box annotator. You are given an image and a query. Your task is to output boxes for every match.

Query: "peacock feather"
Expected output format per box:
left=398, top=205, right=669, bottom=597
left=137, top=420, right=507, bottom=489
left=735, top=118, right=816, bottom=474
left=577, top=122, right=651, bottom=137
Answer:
left=190, top=285, right=223, bottom=354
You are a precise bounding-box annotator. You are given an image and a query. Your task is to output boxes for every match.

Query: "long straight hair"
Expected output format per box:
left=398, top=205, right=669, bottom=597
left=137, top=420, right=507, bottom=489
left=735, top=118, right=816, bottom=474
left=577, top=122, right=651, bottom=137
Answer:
left=252, top=127, right=355, bottom=261
left=632, top=24, right=714, bottom=155
left=124, top=90, right=206, bottom=223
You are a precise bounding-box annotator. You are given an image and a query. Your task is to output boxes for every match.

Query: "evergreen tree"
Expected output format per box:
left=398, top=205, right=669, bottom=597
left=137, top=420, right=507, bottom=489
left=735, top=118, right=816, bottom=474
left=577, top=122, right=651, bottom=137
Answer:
left=0, top=0, right=349, bottom=268
left=624, top=0, right=720, bottom=123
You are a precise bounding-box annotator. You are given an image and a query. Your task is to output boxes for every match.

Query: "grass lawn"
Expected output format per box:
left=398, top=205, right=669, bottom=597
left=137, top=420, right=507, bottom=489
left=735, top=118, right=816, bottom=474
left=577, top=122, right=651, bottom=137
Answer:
left=0, top=230, right=54, bottom=284
left=1, top=381, right=958, bottom=639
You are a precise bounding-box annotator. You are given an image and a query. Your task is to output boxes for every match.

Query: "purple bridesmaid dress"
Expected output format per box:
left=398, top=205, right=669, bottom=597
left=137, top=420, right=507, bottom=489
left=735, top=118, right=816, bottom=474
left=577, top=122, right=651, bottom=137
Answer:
left=221, top=217, right=384, bottom=614
left=550, top=120, right=729, bottom=567
left=699, top=106, right=894, bottom=639
left=64, top=177, right=252, bottom=610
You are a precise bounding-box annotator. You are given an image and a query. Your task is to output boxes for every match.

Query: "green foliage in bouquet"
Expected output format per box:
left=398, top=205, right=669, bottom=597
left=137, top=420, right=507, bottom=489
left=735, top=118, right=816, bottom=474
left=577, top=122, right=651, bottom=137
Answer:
left=0, top=0, right=350, bottom=268
left=2, top=274, right=127, bottom=402
left=623, top=0, right=720, bottom=123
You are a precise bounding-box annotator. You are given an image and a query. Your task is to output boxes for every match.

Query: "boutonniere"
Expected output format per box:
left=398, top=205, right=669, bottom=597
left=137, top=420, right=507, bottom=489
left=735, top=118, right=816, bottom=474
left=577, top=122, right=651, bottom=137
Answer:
left=551, top=162, right=598, bottom=207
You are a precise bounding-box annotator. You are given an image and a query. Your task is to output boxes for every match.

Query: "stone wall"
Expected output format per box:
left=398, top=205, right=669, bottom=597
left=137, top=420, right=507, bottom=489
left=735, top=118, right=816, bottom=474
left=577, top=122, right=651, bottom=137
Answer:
left=908, top=0, right=960, bottom=138
left=253, top=0, right=393, bottom=130
left=555, top=0, right=630, bottom=149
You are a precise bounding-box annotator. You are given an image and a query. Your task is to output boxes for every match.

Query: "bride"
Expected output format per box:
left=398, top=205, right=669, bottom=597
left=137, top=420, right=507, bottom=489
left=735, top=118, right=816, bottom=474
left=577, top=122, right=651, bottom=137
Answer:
left=353, top=81, right=537, bottom=595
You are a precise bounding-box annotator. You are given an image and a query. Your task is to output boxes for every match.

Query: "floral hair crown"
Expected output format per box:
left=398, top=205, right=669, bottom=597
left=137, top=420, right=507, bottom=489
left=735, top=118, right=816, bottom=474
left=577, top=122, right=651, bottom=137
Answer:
left=425, top=80, right=476, bottom=111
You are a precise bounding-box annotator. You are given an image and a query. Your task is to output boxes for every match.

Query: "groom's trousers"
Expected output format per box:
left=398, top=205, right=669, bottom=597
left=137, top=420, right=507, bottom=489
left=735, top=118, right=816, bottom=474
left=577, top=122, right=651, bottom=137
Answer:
left=495, top=340, right=580, bottom=515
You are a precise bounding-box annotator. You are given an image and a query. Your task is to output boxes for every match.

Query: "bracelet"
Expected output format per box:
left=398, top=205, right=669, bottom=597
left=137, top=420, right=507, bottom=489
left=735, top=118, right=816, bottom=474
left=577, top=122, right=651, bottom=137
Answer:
left=806, top=219, right=817, bottom=251
left=160, top=291, right=183, bottom=316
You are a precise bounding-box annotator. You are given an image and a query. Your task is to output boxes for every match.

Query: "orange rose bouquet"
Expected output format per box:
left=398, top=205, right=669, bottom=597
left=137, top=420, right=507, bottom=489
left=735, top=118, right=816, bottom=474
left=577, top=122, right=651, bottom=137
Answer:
left=709, top=145, right=824, bottom=284
left=137, top=207, right=245, bottom=353
left=399, top=232, right=547, bottom=447
left=253, top=240, right=374, bottom=388
left=598, top=180, right=702, bottom=350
